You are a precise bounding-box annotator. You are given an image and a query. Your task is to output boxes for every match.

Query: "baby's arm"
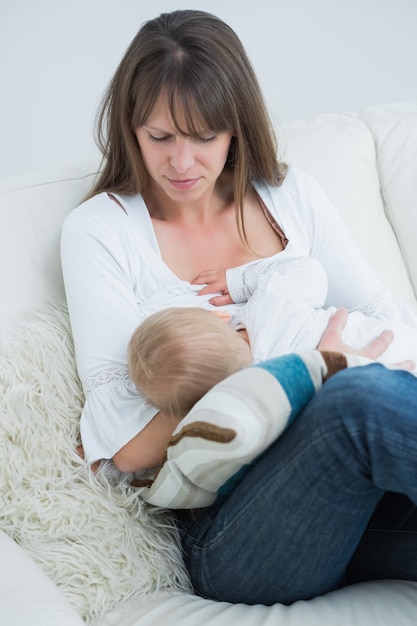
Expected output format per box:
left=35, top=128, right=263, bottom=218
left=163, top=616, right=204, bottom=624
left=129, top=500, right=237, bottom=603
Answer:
left=192, top=258, right=296, bottom=306
left=192, top=257, right=328, bottom=307
left=192, top=261, right=273, bottom=306
left=228, top=257, right=329, bottom=306
left=226, top=260, right=271, bottom=303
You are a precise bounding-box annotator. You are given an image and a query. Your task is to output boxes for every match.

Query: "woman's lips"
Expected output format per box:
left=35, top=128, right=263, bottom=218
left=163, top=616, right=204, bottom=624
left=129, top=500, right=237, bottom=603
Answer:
left=168, top=178, right=199, bottom=190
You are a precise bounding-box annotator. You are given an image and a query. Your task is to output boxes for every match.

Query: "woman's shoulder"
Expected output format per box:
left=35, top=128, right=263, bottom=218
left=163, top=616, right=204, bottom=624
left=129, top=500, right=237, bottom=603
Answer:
left=62, top=191, right=148, bottom=235
left=72, top=191, right=144, bottom=218
left=63, top=192, right=120, bottom=228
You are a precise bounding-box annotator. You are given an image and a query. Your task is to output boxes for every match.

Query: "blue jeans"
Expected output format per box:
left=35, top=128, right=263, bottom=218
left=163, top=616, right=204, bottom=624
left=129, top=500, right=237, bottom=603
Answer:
left=175, top=364, right=417, bottom=605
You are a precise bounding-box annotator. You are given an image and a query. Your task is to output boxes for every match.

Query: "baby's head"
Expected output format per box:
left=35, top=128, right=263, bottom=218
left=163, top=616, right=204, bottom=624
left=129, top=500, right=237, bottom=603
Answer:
left=128, top=307, right=252, bottom=418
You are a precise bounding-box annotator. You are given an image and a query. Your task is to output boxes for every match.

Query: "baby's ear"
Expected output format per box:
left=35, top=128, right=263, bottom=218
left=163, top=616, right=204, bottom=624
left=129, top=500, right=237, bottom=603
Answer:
left=211, top=310, right=232, bottom=323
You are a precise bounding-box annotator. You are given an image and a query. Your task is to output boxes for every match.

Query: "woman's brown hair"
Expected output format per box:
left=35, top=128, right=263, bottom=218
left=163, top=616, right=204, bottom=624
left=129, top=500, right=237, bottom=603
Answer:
left=88, top=10, right=287, bottom=234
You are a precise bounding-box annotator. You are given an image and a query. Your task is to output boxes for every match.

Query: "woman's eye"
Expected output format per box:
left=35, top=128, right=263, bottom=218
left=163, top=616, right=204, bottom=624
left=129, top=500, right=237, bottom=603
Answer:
left=147, top=133, right=216, bottom=144
left=148, top=134, right=169, bottom=143
left=198, top=135, right=216, bottom=143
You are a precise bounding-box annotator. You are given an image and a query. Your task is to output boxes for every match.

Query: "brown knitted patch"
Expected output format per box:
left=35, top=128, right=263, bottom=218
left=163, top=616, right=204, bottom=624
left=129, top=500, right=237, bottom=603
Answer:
left=130, top=422, right=237, bottom=488
left=319, top=351, right=348, bottom=382
left=170, top=421, right=236, bottom=446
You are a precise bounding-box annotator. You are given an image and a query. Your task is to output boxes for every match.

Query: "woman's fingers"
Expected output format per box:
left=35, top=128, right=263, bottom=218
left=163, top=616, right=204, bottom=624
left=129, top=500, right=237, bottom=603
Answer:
left=192, top=269, right=230, bottom=300
left=318, top=309, right=349, bottom=352
left=363, top=329, right=394, bottom=360
left=319, top=308, right=397, bottom=360
left=389, top=359, right=416, bottom=371
left=208, top=293, right=234, bottom=306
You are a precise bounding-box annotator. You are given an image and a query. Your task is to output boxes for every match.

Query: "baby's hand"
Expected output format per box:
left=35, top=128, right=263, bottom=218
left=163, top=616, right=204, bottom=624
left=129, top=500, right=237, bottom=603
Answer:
left=192, top=269, right=234, bottom=306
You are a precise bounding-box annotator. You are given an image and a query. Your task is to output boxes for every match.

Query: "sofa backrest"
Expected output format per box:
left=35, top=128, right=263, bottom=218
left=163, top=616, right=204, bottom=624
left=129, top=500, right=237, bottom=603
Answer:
left=1, top=102, right=416, bottom=332
left=0, top=165, right=97, bottom=331
left=280, top=102, right=417, bottom=310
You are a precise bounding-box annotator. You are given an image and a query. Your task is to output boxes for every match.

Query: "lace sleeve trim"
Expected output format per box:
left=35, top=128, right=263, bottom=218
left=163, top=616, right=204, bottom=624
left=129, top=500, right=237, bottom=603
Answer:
left=83, top=366, right=130, bottom=397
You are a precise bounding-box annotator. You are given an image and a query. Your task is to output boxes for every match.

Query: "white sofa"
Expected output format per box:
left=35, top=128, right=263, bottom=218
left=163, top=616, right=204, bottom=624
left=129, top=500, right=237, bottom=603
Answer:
left=1, top=102, right=417, bottom=625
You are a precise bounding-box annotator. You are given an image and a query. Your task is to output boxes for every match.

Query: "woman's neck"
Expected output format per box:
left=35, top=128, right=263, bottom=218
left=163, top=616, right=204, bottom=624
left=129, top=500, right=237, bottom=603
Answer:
left=143, top=170, right=235, bottom=224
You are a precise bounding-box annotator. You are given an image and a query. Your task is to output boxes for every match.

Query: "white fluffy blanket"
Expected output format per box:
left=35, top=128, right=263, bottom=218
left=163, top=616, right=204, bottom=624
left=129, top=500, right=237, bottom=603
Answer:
left=0, top=302, right=191, bottom=624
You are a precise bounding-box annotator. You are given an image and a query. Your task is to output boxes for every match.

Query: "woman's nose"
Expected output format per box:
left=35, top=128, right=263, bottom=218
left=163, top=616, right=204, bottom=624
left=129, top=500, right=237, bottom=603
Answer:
left=170, top=138, right=195, bottom=173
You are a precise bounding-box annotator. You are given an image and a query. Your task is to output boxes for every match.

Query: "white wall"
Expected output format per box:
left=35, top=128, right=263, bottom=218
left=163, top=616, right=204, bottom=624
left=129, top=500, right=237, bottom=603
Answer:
left=1, top=0, right=417, bottom=178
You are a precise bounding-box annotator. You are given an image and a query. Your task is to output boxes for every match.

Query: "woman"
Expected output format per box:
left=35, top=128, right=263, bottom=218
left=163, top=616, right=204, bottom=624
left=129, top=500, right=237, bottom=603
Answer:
left=61, top=9, right=417, bottom=605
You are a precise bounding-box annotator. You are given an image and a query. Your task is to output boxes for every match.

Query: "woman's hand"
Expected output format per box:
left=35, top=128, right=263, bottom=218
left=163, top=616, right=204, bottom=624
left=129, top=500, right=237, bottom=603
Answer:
left=192, top=269, right=234, bottom=306
left=319, top=308, right=415, bottom=371
left=318, top=309, right=393, bottom=358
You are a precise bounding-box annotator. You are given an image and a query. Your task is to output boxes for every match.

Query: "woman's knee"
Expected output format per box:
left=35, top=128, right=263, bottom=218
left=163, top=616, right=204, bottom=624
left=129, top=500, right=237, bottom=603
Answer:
left=316, top=363, right=417, bottom=455
left=322, top=363, right=414, bottom=411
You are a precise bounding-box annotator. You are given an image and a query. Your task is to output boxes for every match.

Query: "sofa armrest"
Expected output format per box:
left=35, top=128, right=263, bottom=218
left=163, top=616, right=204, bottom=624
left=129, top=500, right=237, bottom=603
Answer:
left=0, top=531, right=83, bottom=626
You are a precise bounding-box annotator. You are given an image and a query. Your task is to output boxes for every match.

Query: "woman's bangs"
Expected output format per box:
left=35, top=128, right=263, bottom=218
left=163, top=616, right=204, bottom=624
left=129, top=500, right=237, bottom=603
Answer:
left=167, top=78, right=232, bottom=137
left=130, top=62, right=234, bottom=136
left=130, top=78, right=160, bottom=130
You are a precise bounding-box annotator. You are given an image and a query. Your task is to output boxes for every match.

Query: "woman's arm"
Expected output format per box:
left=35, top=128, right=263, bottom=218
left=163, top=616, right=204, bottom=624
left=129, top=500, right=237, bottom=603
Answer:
left=113, top=411, right=179, bottom=473
left=61, top=201, right=167, bottom=469
left=281, top=170, right=382, bottom=310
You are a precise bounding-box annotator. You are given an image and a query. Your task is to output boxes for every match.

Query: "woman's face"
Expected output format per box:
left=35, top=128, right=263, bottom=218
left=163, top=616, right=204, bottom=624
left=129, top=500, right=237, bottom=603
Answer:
left=135, top=94, right=233, bottom=205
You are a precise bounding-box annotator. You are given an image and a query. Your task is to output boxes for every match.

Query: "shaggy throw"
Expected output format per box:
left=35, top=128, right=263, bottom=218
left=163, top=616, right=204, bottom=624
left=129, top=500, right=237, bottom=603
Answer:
left=0, top=302, right=191, bottom=625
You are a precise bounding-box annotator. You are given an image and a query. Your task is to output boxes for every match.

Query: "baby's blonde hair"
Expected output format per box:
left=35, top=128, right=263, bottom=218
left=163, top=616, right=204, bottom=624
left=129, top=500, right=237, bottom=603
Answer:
left=128, top=307, right=251, bottom=418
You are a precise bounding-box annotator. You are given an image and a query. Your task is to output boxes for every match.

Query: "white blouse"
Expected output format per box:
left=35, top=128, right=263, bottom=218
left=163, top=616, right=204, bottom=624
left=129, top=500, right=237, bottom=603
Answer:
left=60, top=167, right=417, bottom=464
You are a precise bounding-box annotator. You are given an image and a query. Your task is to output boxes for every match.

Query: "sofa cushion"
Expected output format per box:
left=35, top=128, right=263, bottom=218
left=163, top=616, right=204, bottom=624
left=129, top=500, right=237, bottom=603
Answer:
left=100, top=582, right=417, bottom=626
left=280, top=112, right=417, bottom=310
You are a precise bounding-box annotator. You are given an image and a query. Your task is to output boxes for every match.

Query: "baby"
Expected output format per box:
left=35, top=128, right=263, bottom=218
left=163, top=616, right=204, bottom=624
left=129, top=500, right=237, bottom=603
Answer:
left=128, top=307, right=252, bottom=418
left=128, top=257, right=417, bottom=418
